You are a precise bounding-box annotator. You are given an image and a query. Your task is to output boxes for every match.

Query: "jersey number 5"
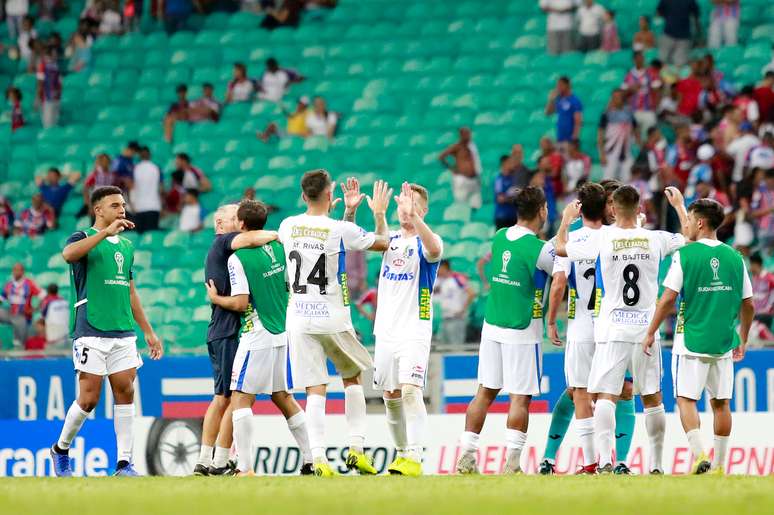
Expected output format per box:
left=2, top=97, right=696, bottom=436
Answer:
left=288, top=251, right=328, bottom=294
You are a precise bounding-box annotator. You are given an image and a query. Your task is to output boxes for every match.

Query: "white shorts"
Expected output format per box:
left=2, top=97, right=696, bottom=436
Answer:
left=588, top=340, right=662, bottom=396
left=230, top=342, right=288, bottom=395
left=373, top=336, right=430, bottom=392
left=672, top=354, right=733, bottom=401
left=73, top=336, right=142, bottom=376
left=288, top=329, right=373, bottom=389
left=565, top=341, right=595, bottom=389
left=477, top=338, right=542, bottom=396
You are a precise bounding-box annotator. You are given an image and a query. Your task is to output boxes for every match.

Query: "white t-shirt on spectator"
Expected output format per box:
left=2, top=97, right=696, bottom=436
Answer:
left=727, top=133, right=760, bottom=182
left=306, top=111, right=337, bottom=137
left=131, top=160, right=162, bottom=213
left=179, top=203, right=202, bottom=232
left=577, top=3, right=605, bottom=36
left=540, top=0, right=578, bottom=32
left=229, top=79, right=255, bottom=103
left=260, top=70, right=290, bottom=102
left=433, top=274, right=469, bottom=320
left=45, top=298, right=69, bottom=343
left=6, top=0, right=29, bottom=16
left=18, top=28, right=36, bottom=61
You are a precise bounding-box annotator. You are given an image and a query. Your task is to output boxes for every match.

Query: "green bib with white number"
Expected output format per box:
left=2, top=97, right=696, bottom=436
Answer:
left=235, top=241, right=289, bottom=335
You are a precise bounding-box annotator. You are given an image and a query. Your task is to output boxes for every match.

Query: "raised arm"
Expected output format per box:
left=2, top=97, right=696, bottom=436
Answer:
left=664, top=186, right=690, bottom=240
left=554, top=200, right=581, bottom=257
left=642, top=287, right=678, bottom=356
left=366, top=180, right=392, bottom=252
left=62, top=219, right=135, bottom=263
left=341, top=177, right=365, bottom=223
left=397, top=182, right=442, bottom=260
left=130, top=280, right=163, bottom=359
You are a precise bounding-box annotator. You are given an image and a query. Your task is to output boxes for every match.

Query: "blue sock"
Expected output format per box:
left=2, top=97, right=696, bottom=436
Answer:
left=615, top=398, right=636, bottom=464
left=543, top=390, right=575, bottom=462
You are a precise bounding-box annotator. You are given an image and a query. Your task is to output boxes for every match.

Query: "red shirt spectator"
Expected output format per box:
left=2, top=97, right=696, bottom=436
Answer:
left=0, top=196, right=14, bottom=238
left=753, top=73, right=774, bottom=124
left=25, top=319, right=47, bottom=351
left=676, top=74, right=702, bottom=116
left=2, top=264, right=41, bottom=321
left=355, top=287, right=378, bottom=322
left=7, top=87, right=25, bottom=131
left=15, top=194, right=55, bottom=237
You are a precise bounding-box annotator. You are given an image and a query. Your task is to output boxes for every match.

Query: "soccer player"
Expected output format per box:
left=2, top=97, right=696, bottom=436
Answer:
left=456, top=186, right=554, bottom=474
left=195, top=204, right=280, bottom=476
left=546, top=183, right=607, bottom=474
left=556, top=185, right=688, bottom=474
left=643, top=199, right=754, bottom=475
left=278, top=171, right=391, bottom=476
left=374, top=182, right=443, bottom=476
left=205, top=200, right=313, bottom=476
left=50, top=186, right=163, bottom=477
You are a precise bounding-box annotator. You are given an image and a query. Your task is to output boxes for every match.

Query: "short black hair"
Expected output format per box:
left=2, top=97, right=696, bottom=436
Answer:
left=577, top=183, right=606, bottom=222
left=439, top=259, right=451, bottom=269
left=515, top=186, right=546, bottom=221
left=500, top=155, right=509, bottom=164
left=266, top=57, right=278, bottom=68
left=766, top=169, right=774, bottom=179
left=599, top=179, right=622, bottom=198
left=48, top=167, right=61, bottom=175
left=558, top=76, right=570, bottom=85
left=688, top=198, right=725, bottom=230
left=176, top=84, right=187, bottom=93
left=612, top=185, right=640, bottom=213
left=91, top=186, right=123, bottom=206
left=234, top=62, right=246, bottom=74
left=301, top=169, right=332, bottom=201
left=203, top=82, right=214, bottom=90
left=185, top=188, right=199, bottom=198
left=750, top=253, right=763, bottom=266
left=176, top=152, right=191, bottom=164
left=237, top=199, right=268, bottom=231
left=47, top=283, right=58, bottom=295
left=127, top=141, right=140, bottom=151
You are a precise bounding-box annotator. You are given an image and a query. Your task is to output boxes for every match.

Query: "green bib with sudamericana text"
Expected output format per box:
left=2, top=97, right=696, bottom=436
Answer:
left=676, top=242, right=744, bottom=355
left=484, top=229, right=545, bottom=330
left=70, top=228, right=135, bottom=332
left=235, top=241, right=289, bottom=336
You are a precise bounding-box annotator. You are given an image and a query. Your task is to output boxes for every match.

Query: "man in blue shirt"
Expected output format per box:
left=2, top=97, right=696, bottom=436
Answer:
left=657, top=0, right=700, bottom=67
left=545, top=76, right=583, bottom=151
left=494, top=156, right=519, bottom=229
left=36, top=167, right=81, bottom=219
left=111, top=141, right=140, bottom=193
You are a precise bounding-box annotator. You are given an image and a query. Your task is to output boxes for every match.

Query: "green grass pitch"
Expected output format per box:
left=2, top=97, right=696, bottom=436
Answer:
left=2, top=476, right=773, bottom=515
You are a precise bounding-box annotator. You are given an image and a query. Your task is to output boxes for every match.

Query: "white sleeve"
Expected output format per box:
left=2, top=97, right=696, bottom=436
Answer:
left=537, top=241, right=556, bottom=275
left=420, top=234, right=444, bottom=264
left=277, top=218, right=289, bottom=244
left=742, top=259, right=753, bottom=299
left=553, top=255, right=570, bottom=277
left=662, top=252, right=683, bottom=293
left=341, top=221, right=376, bottom=251
left=227, top=254, right=249, bottom=296
left=566, top=229, right=601, bottom=262
left=655, top=231, right=686, bottom=257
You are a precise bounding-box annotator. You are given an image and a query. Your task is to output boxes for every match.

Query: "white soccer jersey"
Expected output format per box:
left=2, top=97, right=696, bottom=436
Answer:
left=566, top=225, right=685, bottom=344
left=278, top=214, right=376, bottom=334
left=554, top=226, right=599, bottom=344
left=374, top=231, right=444, bottom=341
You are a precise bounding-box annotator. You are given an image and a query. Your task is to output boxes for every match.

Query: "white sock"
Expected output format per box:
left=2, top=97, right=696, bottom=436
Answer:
left=594, top=399, right=616, bottom=467
left=57, top=401, right=90, bottom=451
left=344, top=385, right=367, bottom=452
left=213, top=446, right=230, bottom=468
left=305, top=394, right=327, bottom=462
left=712, top=435, right=729, bottom=470
left=286, top=411, right=312, bottom=464
left=686, top=428, right=704, bottom=459
left=402, top=385, right=427, bottom=462
left=576, top=417, right=596, bottom=467
left=232, top=408, right=253, bottom=473
left=113, top=404, right=135, bottom=464
left=505, top=429, right=527, bottom=467
left=197, top=445, right=214, bottom=467
left=384, top=397, right=408, bottom=456
left=644, top=404, right=666, bottom=472
left=459, top=431, right=480, bottom=454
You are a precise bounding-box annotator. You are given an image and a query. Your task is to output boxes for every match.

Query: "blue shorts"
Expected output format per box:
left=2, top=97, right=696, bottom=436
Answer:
left=207, top=336, right=239, bottom=397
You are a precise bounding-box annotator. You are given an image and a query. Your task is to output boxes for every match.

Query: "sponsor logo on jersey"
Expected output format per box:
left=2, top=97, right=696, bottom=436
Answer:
left=264, top=245, right=276, bottom=262
left=419, top=287, right=431, bottom=320
left=610, top=309, right=649, bottom=326
left=392, top=258, right=406, bottom=267
left=501, top=251, right=511, bottom=273
left=710, top=257, right=720, bottom=281
left=612, top=238, right=649, bottom=252
left=675, top=301, right=685, bottom=334
left=531, top=289, right=544, bottom=319
left=290, top=226, right=330, bottom=241
left=293, top=300, right=330, bottom=318
left=568, top=288, right=577, bottom=319
left=114, top=252, right=124, bottom=275
left=381, top=265, right=415, bottom=281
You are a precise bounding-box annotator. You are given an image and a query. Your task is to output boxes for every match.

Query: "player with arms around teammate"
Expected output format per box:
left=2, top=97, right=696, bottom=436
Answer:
left=556, top=185, right=689, bottom=474
left=278, top=171, right=391, bottom=476
left=375, top=182, right=443, bottom=476
left=205, top=200, right=313, bottom=476
left=196, top=204, right=280, bottom=476
left=51, top=186, right=163, bottom=477
left=546, top=183, right=607, bottom=474
left=643, top=199, right=754, bottom=475
left=456, top=186, right=554, bottom=474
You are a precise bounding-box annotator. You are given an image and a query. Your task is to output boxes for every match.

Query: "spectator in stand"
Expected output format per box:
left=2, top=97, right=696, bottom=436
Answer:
left=305, top=96, right=338, bottom=139
left=656, top=0, right=700, bottom=67
left=5, top=0, right=29, bottom=40
left=433, top=260, right=474, bottom=344
left=189, top=82, right=221, bottom=122
left=7, top=87, right=25, bottom=132
left=601, top=9, right=620, bottom=52
left=630, top=164, right=657, bottom=227
left=598, top=88, right=639, bottom=181
left=111, top=140, right=140, bottom=192
left=530, top=166, right=558, bottom=234
left=734, top=86, right=761, bottom=127
left=0, top=196, right=14, bottom=239
left=15, top=193, right=55, bottom=236
left=257, top=96, right=310, bottom=141
left=258, top=58, right=303, bottom=103
left=81, top=153, right=118, bottom=217
left=225, top=63, right=256, bottom=103
left=260, top=0, right=303, bottom=30
left=174, top=153, right=212, bottom=193
left=439, top=127, right=483, bottom=209
left=564, top=139, right=592, bottom=193
left=667, top=124, right=697, bottom=188
left=504, top=144, right=531, bottom=190
left=641, top=126, right=669, bottom=179
left=131, top=146, right=163, bottom=233
left=494, top=155, right=519, bottom=229
left=355, top=282, right=378, bottom=323
left=36, top=167, right=81, bottom=220
left=39, top=283, right=69, bottom=346
left=163, top=84, right=190, bottom=142
left=749, top=253, right=774, bottom=327
left=685, top=144, right=715, bottom=204
left=17, top=15, right=36, bottom=64
left=535, top=136, right=564, bottom=197
left=98, top=0, right=124, bottom=35
left=754, top=72, right=774, bottom=128
left=676, top=60, right=704, bottom=118
left=159, top=0, right=192, bottom=34
left=576, top=0, right=605, bottom=53
left=545, top=76, right=583, bottom=152
left=0, top=263, right=42, bottom=347
left=36, top=44, right=62, bottom=129
left=67, top=31, right=92, bottom=72
left=624, top=51, right=661, bottom=138
left=716, top=104, right=743, bottom=150
left=24, top=318, right=47, bottom=352
left=727, top=122, right=761, bottom=183
left=633, top=15, right=656, bottom=51
left=751, top=168, right=774, bottom=254
left=708, top=0, right=739, bottom=48
left=539, top=0, right=577, bottom=55
left=179, top=189, right=203, bottom=232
